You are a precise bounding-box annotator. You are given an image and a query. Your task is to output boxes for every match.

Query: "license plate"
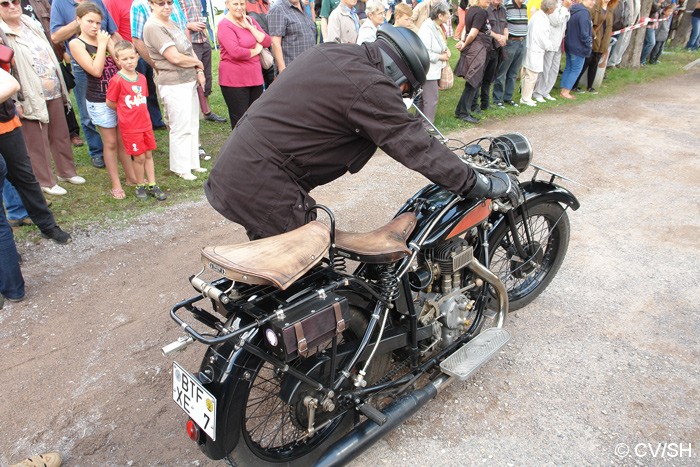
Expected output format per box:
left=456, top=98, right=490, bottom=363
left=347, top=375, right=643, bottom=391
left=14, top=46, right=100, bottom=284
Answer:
left=172, top=362, right=217, bottom=441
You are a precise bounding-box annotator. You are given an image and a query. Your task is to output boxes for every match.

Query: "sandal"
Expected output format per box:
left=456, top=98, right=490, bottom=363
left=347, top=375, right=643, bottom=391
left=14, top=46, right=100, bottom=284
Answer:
left=111, top=188, right=126, bottom=200
left=10, top=451, right=62, bottom=467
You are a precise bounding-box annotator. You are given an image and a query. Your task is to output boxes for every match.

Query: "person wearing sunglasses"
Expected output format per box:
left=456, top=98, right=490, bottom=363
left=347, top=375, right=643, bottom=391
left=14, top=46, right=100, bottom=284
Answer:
left=0, top=0, right=85, bottom=196
left=143, top=0, right=206, bottom=180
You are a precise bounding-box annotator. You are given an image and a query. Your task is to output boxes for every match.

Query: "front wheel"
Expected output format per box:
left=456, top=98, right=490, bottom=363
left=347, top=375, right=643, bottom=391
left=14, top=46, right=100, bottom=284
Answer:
left=488, top=202, right=570, bottom=310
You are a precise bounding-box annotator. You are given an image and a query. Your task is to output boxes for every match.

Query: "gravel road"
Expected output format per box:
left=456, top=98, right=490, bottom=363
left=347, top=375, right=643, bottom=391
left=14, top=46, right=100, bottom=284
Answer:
left=1, top=67, right=698, bottom=466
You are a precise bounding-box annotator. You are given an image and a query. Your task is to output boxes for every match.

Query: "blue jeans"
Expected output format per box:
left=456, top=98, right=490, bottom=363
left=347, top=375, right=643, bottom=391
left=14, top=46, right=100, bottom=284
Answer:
left=640, top=28, right=656, bottom=64
left=136, top=58, right=165, bottom=128
left=686, top=15, right=700, bottom=50
left=560, top=53, right=585, bottom=91
left=0, top=155, right=25, bottom=300
left=492, top=39, right=526, bottom=103
left=71, top=60, right=104, bottom=161
left=2, top=180, right=28, bottom=221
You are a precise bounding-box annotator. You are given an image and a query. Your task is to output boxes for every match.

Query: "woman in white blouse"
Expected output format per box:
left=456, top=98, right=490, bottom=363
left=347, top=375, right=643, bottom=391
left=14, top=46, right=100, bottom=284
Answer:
left=417, top=1, right=451, bottom=124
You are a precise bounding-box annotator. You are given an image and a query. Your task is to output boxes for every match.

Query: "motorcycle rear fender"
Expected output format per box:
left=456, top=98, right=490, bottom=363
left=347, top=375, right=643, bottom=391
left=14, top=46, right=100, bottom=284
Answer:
left=194, top=333, right=259, bottom=460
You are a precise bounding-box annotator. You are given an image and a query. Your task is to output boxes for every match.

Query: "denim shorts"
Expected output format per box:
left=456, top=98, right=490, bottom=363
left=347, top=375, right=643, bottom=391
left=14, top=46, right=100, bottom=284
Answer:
left=86, top=101, right=117, bottom=128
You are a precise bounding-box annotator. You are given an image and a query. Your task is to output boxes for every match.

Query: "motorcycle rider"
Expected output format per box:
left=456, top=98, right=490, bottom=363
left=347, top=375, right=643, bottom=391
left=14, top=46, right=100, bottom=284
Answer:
left=205, top=24, right=518, bottom=240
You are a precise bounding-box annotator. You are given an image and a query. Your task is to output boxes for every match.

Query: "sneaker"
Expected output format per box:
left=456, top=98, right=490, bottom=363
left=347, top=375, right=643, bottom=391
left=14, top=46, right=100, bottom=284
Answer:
left=174, top=171, right=197, bottom=181
left=192, top=167, right=207, bottom=173
left=495, top=102, right=505, bottom=108
left=534, top=96, right=546, bottom=103
left=8, top=217, right=33, bottom=228
left=41, top=185, right=67, bottom=196
left=456, top=114, right=480, bottom=124
left=544, top=94, right=556, bottom=101
left=519, top=98, right=537, bottom=107
left=198, top=146, right=211, bottom=161
left=204, top=112, right=227, bottom=123
left=148, top=185, right=167, bottom=201
left=505, top=100, right=519, bottom=107
left=5, top=294, right=25, bottom=303
left=57, top=175, right=86, bottom=185
left=135, top=185, right=148, bottom=200
left=91, top=156, right=105, bottom=169
left=587, top=88, right=599, bottom=94
left=10, top=451, right=62, bottom=467
left=70, top=135, right=84, bottom=147
left=40, top=226, right=71, bottom=244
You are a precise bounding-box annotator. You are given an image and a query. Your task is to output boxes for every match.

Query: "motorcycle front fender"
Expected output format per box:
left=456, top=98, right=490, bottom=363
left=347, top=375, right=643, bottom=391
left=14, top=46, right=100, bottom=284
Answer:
left=487, top=180, right=579, bottom=235
left=521, top=180, right=580, bottom=211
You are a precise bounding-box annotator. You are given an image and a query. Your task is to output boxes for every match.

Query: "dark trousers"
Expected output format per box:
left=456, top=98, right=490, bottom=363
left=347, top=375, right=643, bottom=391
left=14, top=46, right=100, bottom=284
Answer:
left=136, top=58, right=165, bottom=128
left=221, top=85, right=264, bottom=129
left=474, top=48, right=500, bottom=111
left=0, top=127, right=57, bottom=233
left=0, top=154, right=25, bottom=300
left=574, top=51, right=602, bottom=91
left=65, top=105, right=80, bottom=137
left=455, top=81, right=478, bottom=117
left=649, top=38, right=666, bottom=64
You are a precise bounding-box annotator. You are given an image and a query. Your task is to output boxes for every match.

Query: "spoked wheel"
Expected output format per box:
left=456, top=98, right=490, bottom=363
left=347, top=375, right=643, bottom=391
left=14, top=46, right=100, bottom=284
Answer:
left=488, top=202, right=570, bottom=311
left=227, top=307, right=391, bottom=466
left=237, top=359, right=346, bottom=464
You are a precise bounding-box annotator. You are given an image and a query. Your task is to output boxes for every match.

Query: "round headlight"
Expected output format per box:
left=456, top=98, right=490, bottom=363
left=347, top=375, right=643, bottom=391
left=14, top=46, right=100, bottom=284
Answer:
left=492, top=133, right=533, bottom=173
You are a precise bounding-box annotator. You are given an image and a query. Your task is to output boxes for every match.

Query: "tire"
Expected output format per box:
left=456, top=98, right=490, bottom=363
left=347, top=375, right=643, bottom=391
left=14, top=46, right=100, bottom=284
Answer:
left=225, top=306, right=392, bottom=466
left=488, top=202, right=570, bottom=311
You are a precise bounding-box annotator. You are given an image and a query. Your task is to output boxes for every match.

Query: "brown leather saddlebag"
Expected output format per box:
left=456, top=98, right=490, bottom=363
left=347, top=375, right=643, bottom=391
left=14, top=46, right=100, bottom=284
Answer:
left=265, top=293, right=349, bottom=362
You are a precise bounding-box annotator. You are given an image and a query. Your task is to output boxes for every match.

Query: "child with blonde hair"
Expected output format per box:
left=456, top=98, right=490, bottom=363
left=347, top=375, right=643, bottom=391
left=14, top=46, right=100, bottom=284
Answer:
left=106, top=41, right=166, bottom=201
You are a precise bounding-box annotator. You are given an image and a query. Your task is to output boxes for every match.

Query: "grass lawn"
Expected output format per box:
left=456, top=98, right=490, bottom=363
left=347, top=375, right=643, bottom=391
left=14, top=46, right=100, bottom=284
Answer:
left=11, top=45, right=700, bottom=242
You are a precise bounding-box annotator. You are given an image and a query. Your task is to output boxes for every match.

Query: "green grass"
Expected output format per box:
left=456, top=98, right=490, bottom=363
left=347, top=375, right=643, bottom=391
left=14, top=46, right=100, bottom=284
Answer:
left=11, top=46, right=700, bottom=242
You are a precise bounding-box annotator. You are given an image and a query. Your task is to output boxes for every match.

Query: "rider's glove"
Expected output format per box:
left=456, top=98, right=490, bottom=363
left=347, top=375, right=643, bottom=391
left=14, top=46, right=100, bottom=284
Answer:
left=465, top=171, right=522, bottom=206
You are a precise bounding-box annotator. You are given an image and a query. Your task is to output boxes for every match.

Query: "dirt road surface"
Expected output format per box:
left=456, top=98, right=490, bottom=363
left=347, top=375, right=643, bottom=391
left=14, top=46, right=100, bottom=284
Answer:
left=1, top=68, right=698, bottom=466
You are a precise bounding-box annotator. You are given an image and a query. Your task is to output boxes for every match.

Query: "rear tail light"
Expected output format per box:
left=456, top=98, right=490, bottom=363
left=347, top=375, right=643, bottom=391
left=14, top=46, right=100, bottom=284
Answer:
left=186, top=419, right=200, bottom=442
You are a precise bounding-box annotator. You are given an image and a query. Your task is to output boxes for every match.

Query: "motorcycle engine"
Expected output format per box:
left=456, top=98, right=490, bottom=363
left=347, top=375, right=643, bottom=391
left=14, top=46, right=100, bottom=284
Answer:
left=411, top=237, right=478, bottom=351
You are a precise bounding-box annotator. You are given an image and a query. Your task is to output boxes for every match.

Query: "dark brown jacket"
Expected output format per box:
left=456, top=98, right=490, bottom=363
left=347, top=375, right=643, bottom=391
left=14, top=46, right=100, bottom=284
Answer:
left=590, top=0, right=617, bottom=54
left=205, top=42, right=477, bottom=239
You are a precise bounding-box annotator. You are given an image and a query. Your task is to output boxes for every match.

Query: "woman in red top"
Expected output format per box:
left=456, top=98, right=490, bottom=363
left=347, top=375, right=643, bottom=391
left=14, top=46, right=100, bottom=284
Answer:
left=217, top=0, right=271, bottom=129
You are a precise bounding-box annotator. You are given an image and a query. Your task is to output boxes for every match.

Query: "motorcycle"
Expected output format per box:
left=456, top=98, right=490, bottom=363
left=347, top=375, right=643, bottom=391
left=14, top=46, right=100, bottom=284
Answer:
left=163, top=132, right=579, bottom=466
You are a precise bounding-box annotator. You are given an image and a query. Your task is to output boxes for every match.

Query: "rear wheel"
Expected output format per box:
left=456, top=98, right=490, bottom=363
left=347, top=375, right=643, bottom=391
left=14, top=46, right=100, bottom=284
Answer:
left=488, top=202, right=570, bottom=311
left=226, top=306, right=391, bottom=466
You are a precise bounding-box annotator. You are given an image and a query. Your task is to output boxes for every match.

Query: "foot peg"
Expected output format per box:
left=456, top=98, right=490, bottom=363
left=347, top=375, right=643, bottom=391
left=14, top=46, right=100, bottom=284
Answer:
left=357, top=403, right=387, bottom=426
left=440, top=327, right=511, bottom=381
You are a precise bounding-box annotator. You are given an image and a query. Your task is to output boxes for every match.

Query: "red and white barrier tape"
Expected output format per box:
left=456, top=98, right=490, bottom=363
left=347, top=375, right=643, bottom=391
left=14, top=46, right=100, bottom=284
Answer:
left=612, top=17, right=663, bottom=36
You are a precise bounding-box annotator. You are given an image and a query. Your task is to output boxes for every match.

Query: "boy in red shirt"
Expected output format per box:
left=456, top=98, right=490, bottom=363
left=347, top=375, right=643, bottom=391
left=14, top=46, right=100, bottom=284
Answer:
left=106, top=41, right=166, bottom=201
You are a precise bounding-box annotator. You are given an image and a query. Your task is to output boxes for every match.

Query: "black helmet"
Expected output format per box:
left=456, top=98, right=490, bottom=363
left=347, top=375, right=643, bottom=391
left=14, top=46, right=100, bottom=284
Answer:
left=376, top=24, right=430, bottom=93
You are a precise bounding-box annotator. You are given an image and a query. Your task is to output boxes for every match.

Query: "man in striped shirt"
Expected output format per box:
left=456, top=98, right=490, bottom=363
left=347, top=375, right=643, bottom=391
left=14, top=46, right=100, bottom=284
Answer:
left=492, top=0, right=528, bottom=107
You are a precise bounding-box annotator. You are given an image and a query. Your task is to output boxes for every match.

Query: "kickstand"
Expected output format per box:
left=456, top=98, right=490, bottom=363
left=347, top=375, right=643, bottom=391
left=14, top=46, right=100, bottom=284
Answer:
left=224, top=455, right=237, bottom=467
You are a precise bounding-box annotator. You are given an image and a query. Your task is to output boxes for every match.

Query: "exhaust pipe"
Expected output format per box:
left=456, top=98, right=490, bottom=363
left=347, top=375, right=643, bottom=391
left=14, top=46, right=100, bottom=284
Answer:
left=313, top=374, right=453, bottom=467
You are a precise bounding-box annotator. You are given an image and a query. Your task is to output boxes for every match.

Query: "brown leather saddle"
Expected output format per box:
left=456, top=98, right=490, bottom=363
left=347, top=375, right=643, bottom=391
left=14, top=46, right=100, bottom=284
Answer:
left=201, top=212, right=417, bottom=290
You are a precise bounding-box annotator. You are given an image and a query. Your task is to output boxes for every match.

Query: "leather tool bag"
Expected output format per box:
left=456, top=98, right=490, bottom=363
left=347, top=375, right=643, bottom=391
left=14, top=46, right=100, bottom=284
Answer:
left=266, top=293, right=349, bottom=362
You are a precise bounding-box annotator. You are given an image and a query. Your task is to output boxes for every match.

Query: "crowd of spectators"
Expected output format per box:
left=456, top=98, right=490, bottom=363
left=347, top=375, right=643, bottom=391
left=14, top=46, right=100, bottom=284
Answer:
left=448, top=0, right=692, bottom=116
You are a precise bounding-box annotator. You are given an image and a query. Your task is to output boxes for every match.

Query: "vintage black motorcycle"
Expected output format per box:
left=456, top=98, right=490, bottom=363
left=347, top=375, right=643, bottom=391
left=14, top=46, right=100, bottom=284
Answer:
left=163, top=133, right=579, bottom=466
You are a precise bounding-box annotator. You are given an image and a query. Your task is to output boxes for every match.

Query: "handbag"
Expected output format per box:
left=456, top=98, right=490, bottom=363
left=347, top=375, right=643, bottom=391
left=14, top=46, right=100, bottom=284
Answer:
left=259, top=48, right=274, bottom=70
left=0, top=43, right=14, bottom=73
left=438, top=63, right=454, bottom=90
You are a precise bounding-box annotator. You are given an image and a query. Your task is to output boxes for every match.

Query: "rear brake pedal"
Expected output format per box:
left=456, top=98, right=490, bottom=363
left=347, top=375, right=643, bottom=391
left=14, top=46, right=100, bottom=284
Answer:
left=439, top=328, right=511, bottom=381
left=357, top=403, right=388, bottom=426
